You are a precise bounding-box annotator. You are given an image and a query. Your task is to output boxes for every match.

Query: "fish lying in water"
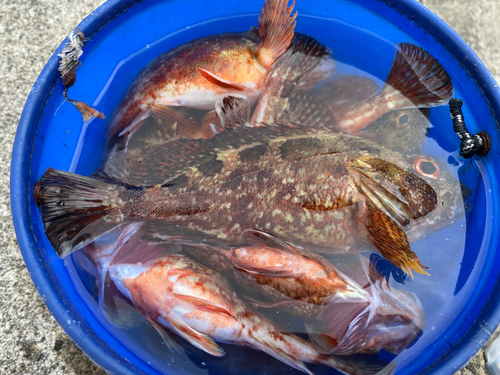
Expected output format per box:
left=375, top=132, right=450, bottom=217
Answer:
left=35, top=123, right=464, bottom=276
left=306, top=255, right=425, bottom=356
left=108, top=253, right=394, bottom=375
left=257, top=43, right=452, bottom=134
left=109, top=0, right=298, bottom=139
left=175, top=229, right=370, bottom=318
left=177, top=230, right=426, bottom=355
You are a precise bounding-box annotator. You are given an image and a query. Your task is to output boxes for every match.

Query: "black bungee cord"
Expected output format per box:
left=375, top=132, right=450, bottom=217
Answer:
left=449, top=98, right=490, bottom=159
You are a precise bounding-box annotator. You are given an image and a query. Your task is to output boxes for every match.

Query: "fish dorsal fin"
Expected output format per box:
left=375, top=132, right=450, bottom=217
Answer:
left=253, top=0, right=297, bottom=69
left=251, top=33, right=332, bottom=125
left=244, top=229, right=299, bottom=254
left=215, top=96, right=251, bottom=129
left=98, top=122, right=325, bottom=186
left=198, top=68, right=250, bottom=91
left=167, top=315, right=225, bottom=357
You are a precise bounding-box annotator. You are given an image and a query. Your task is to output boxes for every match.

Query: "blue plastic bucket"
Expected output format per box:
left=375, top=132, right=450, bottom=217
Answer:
left=11, top=0, right=500, bottom=374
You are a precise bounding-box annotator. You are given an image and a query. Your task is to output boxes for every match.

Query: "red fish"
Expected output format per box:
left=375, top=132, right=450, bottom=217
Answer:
left=109, top=0, right=297, bottom=139
left=108, top=254, right=394, bottom=375
left=285, top=43, right=453, bottom=134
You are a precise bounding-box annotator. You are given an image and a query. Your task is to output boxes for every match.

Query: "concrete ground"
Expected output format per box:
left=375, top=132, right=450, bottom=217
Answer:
left=0, top=0, right=498, bottom=374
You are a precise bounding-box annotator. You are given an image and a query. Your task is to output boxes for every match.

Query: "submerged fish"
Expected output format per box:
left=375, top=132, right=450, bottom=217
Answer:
left=177, top=229, right=370, bottom=318
left=306, top=255, right=425, bottom=356
left=35, top=123, right=463, bottom=276
left=267, top=44, right=452, bottom=134
left=109, top=0, right=297, bottom=139
left=108, top=254, right=393, bottom=375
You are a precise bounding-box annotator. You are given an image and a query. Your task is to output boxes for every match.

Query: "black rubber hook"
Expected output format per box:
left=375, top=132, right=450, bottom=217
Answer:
left=449, top=98, right=490, bottom=159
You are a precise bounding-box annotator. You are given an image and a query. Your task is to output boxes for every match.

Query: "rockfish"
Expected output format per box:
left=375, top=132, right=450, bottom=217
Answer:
left=35, top=124, right=464, bottom=276
left=258, top=43, right=453, bottom=134
left=109, top=0, right=297, bottom=139
left=108, top=254, right=393, bottom=375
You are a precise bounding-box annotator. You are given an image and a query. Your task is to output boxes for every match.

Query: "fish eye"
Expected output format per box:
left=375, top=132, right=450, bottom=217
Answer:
left=413, top=156, right=440, bottom=179
left=396, top=112, right=413, bottom=128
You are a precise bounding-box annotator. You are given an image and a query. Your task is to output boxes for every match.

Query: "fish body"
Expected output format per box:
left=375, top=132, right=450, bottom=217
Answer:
left=109, top=0, right=297, bottom=138
left=35, top=124, right=463, bottom=276
left=178, top=229, right=370, bottom=318
left=271, top=44, right=452, bottom=135
left=108, top=254, right=392, bottom=375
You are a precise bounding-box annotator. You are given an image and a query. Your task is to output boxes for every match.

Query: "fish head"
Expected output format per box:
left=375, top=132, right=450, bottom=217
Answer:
left=405, top=154, right=468, bottom=241
left=365, top=108, right=431, bottom=154
left=308, top=255, right=425, bottom=355
left=348, top=152, right=466, bottom=237
left=358, top=280, right=426, bottom=354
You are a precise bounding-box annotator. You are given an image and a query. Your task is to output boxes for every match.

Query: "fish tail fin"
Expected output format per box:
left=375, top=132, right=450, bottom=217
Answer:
left=34, top=168, right=127, bottom=257
left=254, top=0, right=297, bottom=69
left=380, top=43, right=454, bottom=108
left=320, top=355, right=396, bottom=375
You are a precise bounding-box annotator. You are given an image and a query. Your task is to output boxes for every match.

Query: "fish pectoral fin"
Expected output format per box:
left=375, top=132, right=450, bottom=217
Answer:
left=253, top=0, right=297, bottom=69
left=148, top=318, right=184, bottom=354
left=148, top=104, right=207, bottom=139
left=215, top=96, right=251, bottom=129
left=243, top=229, right=300, bottom=254
left=361, top=203, right=430, bottom=278
left=172, top=293, right=236, bottom=320
left=255, top=337, right=313, bottom=375
left=168, top=315, right=225, bottom=357
left=232, top=260, right=294, bottom=277
left=198, top=68, right=249, bottom=91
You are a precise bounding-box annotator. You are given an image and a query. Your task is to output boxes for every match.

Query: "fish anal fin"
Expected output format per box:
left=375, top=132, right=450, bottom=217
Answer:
left=172, top=293, right=236, bottom=320
left=169, top=316, right=225, bottom=357
left=148, top=318, right=184, bottom=353
left=363, top=203, right=429, bottom=278
left=148, top=104, right=208, bottom=139
left=254, top=0, right=297, bottom=69
left=198, top=68, right=249, bottom=91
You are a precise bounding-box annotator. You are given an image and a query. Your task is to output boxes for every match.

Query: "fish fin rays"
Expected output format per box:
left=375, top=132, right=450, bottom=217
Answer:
left=382, top=43, right=454, bottom=108
left=361, top=203, right=429, bottom=278
left=172, top=293, right=236, bottom=320
left=255, top=337, right=313, bottom=375
left=198, top=68, right=249, bottom=91
left=34, top=168, right=126, bottom=257
left=168, top=315, right=225, bottom=357
left=148, top=318, right=185, bottom=354
left=254, top=0, right=297, bottom=69
left=215, top=96, right=251, bottom=129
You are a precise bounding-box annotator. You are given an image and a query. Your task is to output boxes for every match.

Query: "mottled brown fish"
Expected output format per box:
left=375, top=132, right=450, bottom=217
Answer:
left=35, top=124, right=463, bottom=277
left=108, top=0, right=297, bottom=139
left=108, top=254, right=393, bottom=375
